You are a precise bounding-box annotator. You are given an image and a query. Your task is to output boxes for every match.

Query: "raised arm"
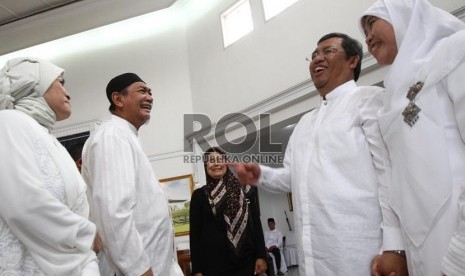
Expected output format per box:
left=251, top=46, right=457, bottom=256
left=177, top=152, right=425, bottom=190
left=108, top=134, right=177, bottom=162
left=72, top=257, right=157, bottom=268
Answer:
left=229, top=162, right=261, bottom=185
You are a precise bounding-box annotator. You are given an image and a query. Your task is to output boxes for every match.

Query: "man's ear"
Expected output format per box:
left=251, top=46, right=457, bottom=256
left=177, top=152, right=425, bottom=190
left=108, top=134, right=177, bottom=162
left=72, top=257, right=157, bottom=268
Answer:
left=111, top=92, right=124, bottom=108
left=349, top=55, right=360, bottom=70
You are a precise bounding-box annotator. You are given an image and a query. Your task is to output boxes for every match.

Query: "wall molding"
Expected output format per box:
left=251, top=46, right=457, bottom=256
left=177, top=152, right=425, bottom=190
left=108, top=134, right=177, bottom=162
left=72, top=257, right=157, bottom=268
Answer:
left=52, top=119, right=101, bottom=138
left=147, top=150, right=188, bottom=162
left=185, top=80, right=318, bottom=142
left=452, top=5, right=465, bottom=20
left=53, top=120, right=189, bottom=163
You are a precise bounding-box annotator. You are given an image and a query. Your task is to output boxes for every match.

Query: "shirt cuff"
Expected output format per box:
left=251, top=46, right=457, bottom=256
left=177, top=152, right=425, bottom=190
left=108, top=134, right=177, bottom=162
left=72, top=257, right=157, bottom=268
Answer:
left=382, top=226, right=405, bottom=251
left=258, top=165, right=272, bottom=186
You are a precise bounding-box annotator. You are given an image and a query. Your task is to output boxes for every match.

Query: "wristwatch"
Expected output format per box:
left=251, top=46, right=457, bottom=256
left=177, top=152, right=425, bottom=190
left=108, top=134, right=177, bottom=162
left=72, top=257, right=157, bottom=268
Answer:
left=384, top=250, right=406, bottom=257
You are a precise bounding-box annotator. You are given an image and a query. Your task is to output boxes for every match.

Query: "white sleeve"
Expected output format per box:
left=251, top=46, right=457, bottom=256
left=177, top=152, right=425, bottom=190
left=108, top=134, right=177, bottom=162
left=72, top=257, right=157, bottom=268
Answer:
left=0, top=116, right=97, bottom=276
left=276, top=231, right=283, bottom=248
left=258, top=131, right=294, bottom=194
left=359, top=87, right=405, bottom=251
left=258, top=165, right=291, bottom=193
left=441, top=57, right=465, bottom=276
left=83, top=131, right=150, bottom=276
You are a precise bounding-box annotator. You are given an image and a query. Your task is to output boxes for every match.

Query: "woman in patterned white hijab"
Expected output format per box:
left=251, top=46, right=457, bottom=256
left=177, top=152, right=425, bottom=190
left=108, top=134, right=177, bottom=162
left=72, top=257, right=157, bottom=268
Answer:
left=359, top=0, right=465, bottom=275
left=0, top=57, right=99, bottom=275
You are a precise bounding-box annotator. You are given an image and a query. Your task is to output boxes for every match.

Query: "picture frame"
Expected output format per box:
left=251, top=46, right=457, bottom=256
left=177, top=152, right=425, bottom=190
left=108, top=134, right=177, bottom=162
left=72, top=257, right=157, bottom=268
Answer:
left=287, top=192, right=293, bottom=212
left=159, top=174, right=194, bottom=236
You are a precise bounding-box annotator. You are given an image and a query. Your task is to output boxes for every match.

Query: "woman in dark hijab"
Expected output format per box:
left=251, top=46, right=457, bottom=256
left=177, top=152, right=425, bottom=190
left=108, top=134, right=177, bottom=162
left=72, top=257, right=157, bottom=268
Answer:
left=190, top=147, right=267, bottom=276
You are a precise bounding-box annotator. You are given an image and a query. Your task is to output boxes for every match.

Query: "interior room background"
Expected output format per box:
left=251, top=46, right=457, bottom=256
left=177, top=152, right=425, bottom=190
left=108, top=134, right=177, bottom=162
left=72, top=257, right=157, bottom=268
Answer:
left=1, top=0, right=463, bottom=249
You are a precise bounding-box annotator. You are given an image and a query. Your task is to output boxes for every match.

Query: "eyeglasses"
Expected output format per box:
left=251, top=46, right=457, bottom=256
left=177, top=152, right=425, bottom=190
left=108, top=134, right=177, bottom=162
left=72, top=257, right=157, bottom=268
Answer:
left=306, top=46, right=343, bottom=61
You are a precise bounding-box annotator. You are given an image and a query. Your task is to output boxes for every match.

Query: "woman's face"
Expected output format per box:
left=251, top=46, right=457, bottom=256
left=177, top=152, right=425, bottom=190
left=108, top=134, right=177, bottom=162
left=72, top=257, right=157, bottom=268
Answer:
left=206, top=152, right=228, bottom=180
left=362, top=16, right=398, bottom=65
left=43, top=75, right=71, bottom=121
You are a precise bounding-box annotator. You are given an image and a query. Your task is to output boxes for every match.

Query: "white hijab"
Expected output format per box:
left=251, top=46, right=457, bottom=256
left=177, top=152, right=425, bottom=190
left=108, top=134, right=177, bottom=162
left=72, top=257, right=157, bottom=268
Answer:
left=360, top=0, right=465, bottom=96
left=0, top=57, right=87, bottom=214
left=0, top=57, right=64, bottom=129
left=360, top=0, right=465, bottom=246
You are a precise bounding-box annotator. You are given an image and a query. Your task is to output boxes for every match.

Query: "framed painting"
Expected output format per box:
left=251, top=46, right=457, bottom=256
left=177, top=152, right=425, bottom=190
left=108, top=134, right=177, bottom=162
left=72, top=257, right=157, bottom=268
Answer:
left=159, top=174, right=194, bottom=236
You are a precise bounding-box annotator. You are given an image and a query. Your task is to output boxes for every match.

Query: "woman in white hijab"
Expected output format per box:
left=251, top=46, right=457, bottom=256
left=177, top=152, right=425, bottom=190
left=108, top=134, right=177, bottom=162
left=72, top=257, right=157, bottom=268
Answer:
left=0, top=57, right=99, bottom=275
left=359, top=0, right=465, bottom=275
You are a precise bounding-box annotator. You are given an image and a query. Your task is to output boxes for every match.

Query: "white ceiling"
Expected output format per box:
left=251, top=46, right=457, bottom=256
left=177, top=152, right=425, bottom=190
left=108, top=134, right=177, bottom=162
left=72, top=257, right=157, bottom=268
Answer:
left=0, top=0, right=80, bottom=26
left=0, top=0, right=177, bottom=56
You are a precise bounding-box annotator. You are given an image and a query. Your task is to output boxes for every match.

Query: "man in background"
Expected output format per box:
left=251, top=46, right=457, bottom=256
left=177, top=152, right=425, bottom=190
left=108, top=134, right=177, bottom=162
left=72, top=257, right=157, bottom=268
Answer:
left=67, top=142, right=85, bottom=172
left=264, top=218, right=284, bottom=275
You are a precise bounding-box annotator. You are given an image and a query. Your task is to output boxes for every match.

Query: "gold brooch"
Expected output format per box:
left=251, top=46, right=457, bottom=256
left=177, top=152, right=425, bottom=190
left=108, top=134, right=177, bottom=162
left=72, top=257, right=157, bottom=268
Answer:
left=402, top=81, right=424, bottom=127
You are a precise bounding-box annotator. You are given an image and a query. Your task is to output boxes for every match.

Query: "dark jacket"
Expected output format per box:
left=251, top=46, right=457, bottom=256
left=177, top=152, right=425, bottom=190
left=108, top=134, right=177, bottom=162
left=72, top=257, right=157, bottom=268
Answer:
left=190, top=186, right=267, bottom=276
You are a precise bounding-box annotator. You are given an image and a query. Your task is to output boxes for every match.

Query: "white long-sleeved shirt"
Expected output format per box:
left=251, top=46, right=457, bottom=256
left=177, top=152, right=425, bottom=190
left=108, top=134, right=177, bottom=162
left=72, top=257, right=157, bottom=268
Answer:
left=264, top=228, right=283, bottom=249
left=259, top=81, right=385, bottom=275
left=82, top=115, right=181, bottom=276
left=0, top=110, right=98, bottom=276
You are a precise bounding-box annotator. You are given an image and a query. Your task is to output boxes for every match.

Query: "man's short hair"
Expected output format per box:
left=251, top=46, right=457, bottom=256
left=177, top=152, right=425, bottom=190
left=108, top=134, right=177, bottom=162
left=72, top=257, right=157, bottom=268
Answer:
left=268, top=218, right=275, bottom=223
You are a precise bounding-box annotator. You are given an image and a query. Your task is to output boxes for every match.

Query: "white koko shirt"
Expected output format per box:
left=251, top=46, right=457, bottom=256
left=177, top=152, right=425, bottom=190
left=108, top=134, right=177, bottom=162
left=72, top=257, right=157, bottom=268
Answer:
left=264, top=228, right=283, bottom=249
left=82, top=115, right=181, bottom=276
left=259, top=81, right=385, bottom=276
